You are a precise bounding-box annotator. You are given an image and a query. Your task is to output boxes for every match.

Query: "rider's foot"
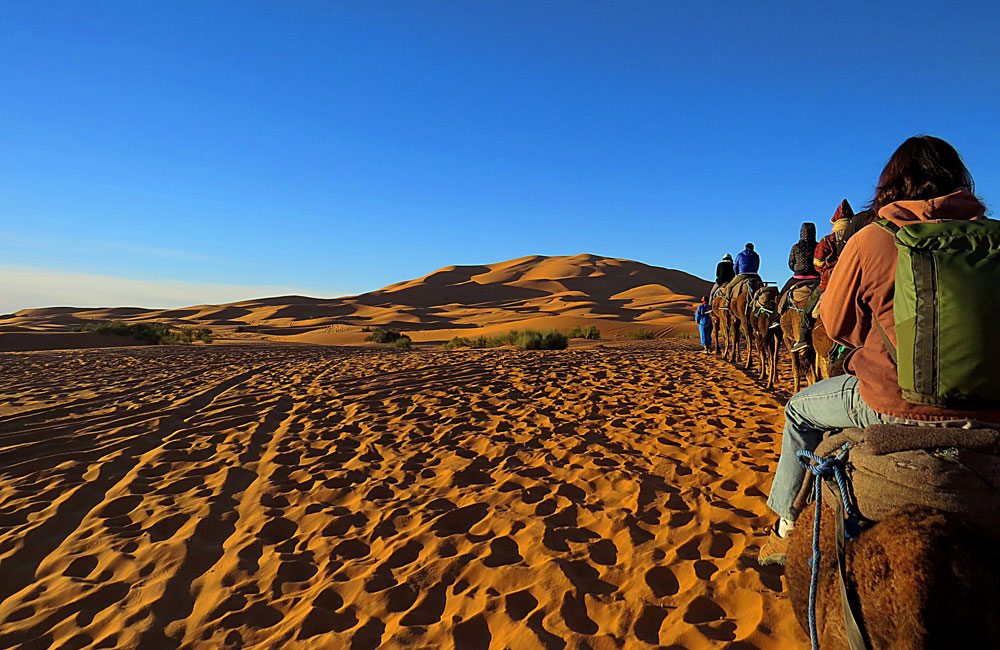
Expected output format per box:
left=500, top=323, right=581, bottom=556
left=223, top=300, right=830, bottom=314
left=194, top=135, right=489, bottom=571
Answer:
left=768, top=321, right=781, bottom=330
left=758, top=524, right=791, bottom=566
left=790, top=339, right=810, bottom=353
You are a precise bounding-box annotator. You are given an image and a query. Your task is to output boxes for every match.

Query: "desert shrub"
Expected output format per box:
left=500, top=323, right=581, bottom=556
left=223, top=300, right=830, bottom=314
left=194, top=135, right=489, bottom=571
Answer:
left=234, top=325, right=246, bottom=333
left=81, top=321, right=212, bottom=344
left=361, top=326, right=372, bottom=332
left=568, top=324, right=601, bottom=339
left=627, top=328, right=656, bottom=340
left=674, top=332, right=697, bottom=339
left=365, top=327, right=406, bottom=343
left=443, top=329, right=567, bottom=350
left=495, top=329, right=568, bottom=350
left=443, top=335, right=488, bottom=350
left=389, top=336, right=413, bottom=349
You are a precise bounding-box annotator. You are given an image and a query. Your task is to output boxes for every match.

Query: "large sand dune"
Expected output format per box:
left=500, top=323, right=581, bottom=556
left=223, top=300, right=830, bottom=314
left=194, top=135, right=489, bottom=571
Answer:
left=1, top=254, right=710, bottom=351
left=0, top=341, right=805, bottom=649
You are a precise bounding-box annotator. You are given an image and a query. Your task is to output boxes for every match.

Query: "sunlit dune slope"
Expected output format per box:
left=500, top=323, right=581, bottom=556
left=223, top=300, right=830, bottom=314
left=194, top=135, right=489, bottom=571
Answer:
left=1, top=254, right=710, bottom=349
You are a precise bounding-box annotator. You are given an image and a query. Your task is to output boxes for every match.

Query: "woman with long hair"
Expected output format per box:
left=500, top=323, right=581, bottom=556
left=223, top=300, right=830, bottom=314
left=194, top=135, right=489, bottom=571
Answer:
left=759, top=135, right=1000, bottom=565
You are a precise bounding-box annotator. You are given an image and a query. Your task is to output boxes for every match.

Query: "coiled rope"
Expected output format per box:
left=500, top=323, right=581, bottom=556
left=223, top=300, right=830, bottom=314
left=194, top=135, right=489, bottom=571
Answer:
left=796, top=444, right=858, bottom=650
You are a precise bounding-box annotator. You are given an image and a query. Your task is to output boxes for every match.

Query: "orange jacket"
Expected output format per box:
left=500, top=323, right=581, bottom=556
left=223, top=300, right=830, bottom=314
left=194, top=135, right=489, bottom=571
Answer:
left=820, top=189, right=1000, bottom=421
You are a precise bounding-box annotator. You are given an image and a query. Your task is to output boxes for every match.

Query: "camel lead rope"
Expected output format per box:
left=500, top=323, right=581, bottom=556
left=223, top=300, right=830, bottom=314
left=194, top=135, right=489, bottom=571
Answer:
left=795, top=444, right=867, bottom=650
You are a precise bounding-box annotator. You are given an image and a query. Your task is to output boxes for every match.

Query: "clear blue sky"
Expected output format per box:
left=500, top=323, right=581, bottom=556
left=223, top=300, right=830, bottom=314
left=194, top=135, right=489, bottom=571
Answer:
left=3, top=1, right=999, bottom=311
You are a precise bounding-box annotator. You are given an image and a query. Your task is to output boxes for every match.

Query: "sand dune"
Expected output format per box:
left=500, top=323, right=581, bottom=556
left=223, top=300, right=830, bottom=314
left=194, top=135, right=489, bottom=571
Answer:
left=0, top=341, right=804, bottom=649
left=1, top=254, right=709, bottom=351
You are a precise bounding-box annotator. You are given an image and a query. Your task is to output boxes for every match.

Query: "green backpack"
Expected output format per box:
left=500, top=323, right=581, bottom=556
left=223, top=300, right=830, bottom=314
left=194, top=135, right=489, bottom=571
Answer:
left=876, top=218, right=1000, bottom=410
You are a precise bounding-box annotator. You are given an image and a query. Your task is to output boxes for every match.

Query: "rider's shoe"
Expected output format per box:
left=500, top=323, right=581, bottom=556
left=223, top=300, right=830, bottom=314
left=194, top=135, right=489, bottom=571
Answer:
left=790, top=339, right=810, bottom=353
left=768, top=321, right=781, bottom=330
left=758, top=525, right=790, bottom=566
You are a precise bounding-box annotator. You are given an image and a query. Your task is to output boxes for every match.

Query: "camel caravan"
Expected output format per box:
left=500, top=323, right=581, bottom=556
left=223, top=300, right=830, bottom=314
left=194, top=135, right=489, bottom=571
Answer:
left=698, top=136, right=1000, bottom=650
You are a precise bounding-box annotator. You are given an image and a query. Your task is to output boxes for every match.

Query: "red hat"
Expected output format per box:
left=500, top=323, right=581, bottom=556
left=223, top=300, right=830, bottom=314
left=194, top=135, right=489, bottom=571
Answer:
left=831, top=199, right=854, bottom=224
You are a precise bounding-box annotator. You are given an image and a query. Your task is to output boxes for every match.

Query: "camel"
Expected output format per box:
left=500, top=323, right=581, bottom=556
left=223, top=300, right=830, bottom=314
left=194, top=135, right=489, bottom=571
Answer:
left=779, top=284, right=820, bottom=393
left=786, top=503, right=1000, bottom=649
left=747, top=286, right=780, bottom=389
left=710, top=292, right=731, bottom=357
left=784, top=426, right=1000, bottom=649
left=811, top=319, right=848, bottom=380
left=729, top=276, right=764, bottom=370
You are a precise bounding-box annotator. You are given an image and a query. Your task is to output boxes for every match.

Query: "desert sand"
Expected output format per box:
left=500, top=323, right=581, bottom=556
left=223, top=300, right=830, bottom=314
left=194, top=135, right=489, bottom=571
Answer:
left=0, top=339, right=805, bottom=649
left=0, top=254, right=709, bottom=352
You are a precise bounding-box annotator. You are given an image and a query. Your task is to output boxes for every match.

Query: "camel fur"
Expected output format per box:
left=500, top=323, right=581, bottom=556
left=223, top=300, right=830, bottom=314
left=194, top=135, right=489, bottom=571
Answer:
left=786, top=503, right=1000, bottom=649
left=779, top=288, right=817, bottom=393
left=748, top=285, right=780, bottom=389
left=711, top=292, right=731, bottom=357
left=729, top=276, right=764, bottom=370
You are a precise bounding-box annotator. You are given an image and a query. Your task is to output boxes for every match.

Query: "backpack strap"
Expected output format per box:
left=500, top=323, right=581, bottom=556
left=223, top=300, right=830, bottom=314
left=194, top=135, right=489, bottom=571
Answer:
left=872, top=317, right=898, bottom=365
left=871, top=219, right=900, bottom=365
left=875, top=219, right=900, bottom=236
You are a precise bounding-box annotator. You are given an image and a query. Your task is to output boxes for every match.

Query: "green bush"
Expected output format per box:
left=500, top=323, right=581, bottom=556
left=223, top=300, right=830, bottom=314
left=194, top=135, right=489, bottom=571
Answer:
left=389, top=336, right=413, bottom=349
left=81, top=321, right=213, bottom=345
left=443, top=335, right=489, bottom=350
left=568, top=324, right=601, bottom=339
left=674, top=332, right=697, bottom=339
left=365, top=328, right=406, bottom=344
left=626, top=328, right=656, bottom=340
left=442, top=329, right=568, bottom=350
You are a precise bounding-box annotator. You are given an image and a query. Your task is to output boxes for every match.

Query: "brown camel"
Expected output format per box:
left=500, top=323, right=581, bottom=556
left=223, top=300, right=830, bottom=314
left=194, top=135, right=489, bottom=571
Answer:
left=812, top=319, right=849, bottom=381
left=730, top=275, right=764, bottom=370
left=710, top=293, right=731, bottom=357
left=747, top=286, right=780, bottom=389
left=778, top=285, right=819, bottom=393
left=786, top=503, right=1000, bottom=649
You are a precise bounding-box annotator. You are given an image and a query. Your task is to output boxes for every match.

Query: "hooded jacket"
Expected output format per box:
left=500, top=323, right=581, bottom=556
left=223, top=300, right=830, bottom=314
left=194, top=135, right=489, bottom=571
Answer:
left=715, top=255, right=736, bottom=284
left=787, top=223, right=818, bottom=276
left=821, top=189, right=1000, bottom=421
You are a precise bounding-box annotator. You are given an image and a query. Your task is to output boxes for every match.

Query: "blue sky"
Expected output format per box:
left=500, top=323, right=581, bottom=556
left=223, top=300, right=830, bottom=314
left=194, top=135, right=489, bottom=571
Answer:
left=3, top=1, right=999, bottom=312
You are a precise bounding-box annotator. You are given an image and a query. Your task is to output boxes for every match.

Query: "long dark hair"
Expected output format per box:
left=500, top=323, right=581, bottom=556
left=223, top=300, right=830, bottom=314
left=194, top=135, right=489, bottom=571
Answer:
left=870, top=135, right=974, bottom=213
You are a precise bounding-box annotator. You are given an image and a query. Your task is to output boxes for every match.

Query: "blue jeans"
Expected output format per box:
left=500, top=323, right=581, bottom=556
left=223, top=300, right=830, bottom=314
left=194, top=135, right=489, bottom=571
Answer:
left=766, top=374, right=887, bottom=520
left=699, top=323, right=712, bottom=347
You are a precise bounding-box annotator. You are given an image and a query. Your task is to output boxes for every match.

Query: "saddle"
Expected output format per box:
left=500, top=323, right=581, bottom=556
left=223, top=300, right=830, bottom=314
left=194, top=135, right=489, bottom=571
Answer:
left=777, top=278, right=819, bottom=314
left=723, top=273, right=761, bottom=302
left=793, top=424, right=1000, bottom=537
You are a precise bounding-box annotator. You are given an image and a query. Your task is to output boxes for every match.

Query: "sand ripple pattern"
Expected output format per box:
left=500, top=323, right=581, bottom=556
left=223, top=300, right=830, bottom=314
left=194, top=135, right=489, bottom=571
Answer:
left=0, top=342, right=805, bottom=649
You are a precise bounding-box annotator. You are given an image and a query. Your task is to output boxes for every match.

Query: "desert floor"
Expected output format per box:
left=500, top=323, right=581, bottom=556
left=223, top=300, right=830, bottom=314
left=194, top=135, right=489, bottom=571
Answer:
left=0, top=341, right=806, bottom=649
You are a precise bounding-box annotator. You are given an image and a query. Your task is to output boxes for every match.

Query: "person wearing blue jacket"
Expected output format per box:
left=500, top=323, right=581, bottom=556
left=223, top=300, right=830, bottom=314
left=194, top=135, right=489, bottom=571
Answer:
left=694, top=296, right=713, bottom=352
left=722, top=243, right=762, bottom=295
left=734, top=243, right=760, bottom=275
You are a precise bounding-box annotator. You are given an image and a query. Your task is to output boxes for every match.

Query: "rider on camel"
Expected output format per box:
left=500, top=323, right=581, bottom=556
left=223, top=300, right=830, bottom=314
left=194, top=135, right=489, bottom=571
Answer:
left=790, top=200, right=853, bottom=352
left=759, top=135, right=1000, bottom=566
left=711, top=253, right=735, bottom=299
left=779, top=222, right=820, bottom=297
left=723, top=243, right=760, bottom=295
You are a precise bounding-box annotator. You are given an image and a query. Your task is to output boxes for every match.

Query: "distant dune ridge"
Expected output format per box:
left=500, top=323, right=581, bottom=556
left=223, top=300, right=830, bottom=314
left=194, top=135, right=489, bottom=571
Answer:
left=1, top=254, right=710, bottom=351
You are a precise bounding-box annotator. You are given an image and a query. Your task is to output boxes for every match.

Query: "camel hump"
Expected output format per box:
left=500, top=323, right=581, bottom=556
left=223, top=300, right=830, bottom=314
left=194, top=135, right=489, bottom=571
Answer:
left=801, top=424, right=1000, bottom=538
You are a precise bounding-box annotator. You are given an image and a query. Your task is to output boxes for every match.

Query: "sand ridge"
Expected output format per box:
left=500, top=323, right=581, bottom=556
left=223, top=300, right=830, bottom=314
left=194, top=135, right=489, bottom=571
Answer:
left=0, top=341, right=805, bottom=649
left=0, top=254, right=710, bottom=351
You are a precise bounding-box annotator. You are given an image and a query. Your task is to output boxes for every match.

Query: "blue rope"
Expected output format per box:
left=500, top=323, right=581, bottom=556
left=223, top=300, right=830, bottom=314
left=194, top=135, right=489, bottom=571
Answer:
left=795, top=444, right=856, bottom=650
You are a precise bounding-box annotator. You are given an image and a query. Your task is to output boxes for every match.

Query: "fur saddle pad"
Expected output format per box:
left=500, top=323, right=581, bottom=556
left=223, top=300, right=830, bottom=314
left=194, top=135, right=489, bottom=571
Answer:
left=791, top=283, right=816, bottom=304
left=777, top=280, right=818, bottom=313
left=726, top=274, right=760, bottom=300
left=793, top=424, right=1000, bottom=538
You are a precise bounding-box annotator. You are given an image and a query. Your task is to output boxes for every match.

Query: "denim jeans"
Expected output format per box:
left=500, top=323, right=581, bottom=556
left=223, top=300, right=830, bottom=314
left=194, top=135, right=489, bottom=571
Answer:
left=766, top=374, right=887, bottom=520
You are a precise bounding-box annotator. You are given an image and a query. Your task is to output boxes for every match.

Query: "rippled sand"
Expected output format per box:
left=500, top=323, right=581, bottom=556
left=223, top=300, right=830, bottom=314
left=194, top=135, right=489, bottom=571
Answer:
left=0, top=341, right=806, bottom=649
